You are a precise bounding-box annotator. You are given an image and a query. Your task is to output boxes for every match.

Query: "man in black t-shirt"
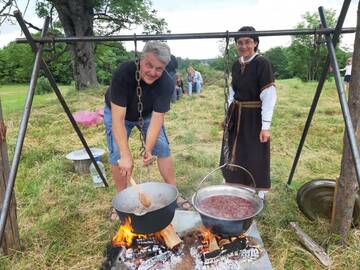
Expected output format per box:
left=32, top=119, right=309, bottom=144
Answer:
left=104, top=41, right=176, bottom=192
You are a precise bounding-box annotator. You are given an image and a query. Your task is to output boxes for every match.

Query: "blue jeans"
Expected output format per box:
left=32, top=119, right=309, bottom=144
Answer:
left=188, top=81, right=202, bottom=96
left=103, top=106, right=170, bottom=165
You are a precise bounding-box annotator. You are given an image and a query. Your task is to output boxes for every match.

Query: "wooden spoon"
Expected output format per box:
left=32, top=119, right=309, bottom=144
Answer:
left=129, top=177, right=151, bottom=208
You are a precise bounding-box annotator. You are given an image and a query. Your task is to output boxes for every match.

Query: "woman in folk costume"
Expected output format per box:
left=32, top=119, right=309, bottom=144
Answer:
left=220, top=26, right=277, bottom=199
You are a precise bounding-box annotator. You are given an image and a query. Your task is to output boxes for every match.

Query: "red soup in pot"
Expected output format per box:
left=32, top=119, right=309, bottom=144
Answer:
left=197, top=195, right=256, bottom=219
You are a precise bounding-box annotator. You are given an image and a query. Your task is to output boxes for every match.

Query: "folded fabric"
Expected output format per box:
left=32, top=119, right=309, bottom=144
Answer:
left=73, top=111, right=103, bottom=128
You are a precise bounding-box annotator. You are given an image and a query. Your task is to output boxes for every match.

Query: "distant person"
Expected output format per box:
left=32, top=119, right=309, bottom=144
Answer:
left=166, top=54, right=178, bottom=103
left=340, top=57, right=352, bottom=92
left=175, top=73, right=184, bottom=99
left=186, top=66, right=203, bottom=96
left=220, top=26, right=277, bottom=201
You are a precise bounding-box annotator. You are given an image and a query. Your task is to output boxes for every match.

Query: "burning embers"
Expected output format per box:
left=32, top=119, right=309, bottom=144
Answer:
left=112, top=217, right=182, bottom=249
left=102, top=217, right=183, bottom=270
left=191, top=226, right=264, bottom=268
left=102, top=217, right=264, bottom=270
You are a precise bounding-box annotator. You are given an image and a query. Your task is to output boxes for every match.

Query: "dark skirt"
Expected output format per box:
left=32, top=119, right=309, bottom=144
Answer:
left=344, top=75, right=351, bottom=82
left=220, top=102, right=270, bottom=189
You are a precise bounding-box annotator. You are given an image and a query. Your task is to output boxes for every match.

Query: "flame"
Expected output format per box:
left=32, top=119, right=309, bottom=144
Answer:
left=112, top=217, right=147, bottom=247
left=198, top=225, right=212, bottom=244
left=198, top=225, right=218, bottom=252
left=198, top=226, right=246, bottom=252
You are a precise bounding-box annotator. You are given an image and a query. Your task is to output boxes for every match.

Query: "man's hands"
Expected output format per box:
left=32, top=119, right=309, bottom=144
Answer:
left=118, top=150, right=155, bottom=179
left=117, top=154, right=133, bottom=180
left=143, top=149, right=156, bottom=166
left=259, top=129, right=270, bottom=143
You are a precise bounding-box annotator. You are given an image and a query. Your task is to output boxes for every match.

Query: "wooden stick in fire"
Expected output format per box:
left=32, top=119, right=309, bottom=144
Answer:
left=208, top=234, right=220, bottom=252
left=159, top=224, right=182, bottom=249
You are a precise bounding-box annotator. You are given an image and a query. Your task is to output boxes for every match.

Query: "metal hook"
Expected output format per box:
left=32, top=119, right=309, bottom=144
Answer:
left=225, top=30, right=230, bottom=52
left=134, top=33, right=138, bottom=58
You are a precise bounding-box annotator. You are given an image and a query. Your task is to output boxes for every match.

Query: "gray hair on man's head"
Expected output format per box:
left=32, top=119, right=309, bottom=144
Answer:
left=141, top=41, right=171, bottom=65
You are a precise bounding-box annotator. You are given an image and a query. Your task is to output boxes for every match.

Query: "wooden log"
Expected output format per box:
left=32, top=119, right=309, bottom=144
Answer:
left=0, top=99, right=21, bottom=254
left=208, top=234, right=219, bottom=252
left=159, top=224, right=182, bottom=249
left=290, top=222, right=331, bottom=267
left=218, top=238, right=230, bottom=247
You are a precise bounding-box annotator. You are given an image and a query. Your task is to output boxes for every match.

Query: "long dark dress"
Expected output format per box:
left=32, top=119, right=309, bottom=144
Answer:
left=220, top=55, right=275, bottom=189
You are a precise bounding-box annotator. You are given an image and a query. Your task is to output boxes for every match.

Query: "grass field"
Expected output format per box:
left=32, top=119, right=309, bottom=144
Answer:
left=0, top=76, right=359, bottom=269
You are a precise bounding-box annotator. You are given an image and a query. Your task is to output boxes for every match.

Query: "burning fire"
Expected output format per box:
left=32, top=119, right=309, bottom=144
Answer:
left=198, top=225, right=219, bottom=252
left=112, top=217, right=143, bottom=247
left=198, top=225, right=247, bottom=252
left=111, top=217, right=163, bottom=247
left=198, top=225, right=213, bottom=244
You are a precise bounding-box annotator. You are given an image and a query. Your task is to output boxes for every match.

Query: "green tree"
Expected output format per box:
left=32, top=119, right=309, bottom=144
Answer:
left=95, top=42, right=131, bottom=85
left=287, top=9, right=337, bottom=81
left=0, top=42, right=34, bottom=83
left=263, top=47, right=292, bottom=79
left=0, top=29, right=73, bottom=85
left=208, top=43, right=237, bottom=71
left=41, top=31, right=73, bottom=84
left=35, top=0, right=168, bottom=90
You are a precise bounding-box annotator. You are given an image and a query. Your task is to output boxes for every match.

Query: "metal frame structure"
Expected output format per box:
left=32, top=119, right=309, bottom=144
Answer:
left=0, top=0, right=357, bottom=244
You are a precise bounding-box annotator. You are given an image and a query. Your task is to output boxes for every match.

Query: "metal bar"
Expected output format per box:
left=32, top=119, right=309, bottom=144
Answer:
left=12, top=12, right=108, bottom=188
left=319, top=6, right=360, bottom=186
left=16, top=27, right=356, bottom=44
left=0, top=13, right=50, bottom=244
left=287, top=0, right=351, bottom=185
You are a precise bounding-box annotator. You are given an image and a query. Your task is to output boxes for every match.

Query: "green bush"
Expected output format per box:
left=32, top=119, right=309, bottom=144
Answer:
left=35, top=76, right=53, bottom=95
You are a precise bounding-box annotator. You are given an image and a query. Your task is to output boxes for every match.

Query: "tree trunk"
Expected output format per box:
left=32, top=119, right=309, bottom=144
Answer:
left=0, top=98, right=21, bottom=254
left=51, top=0, right=99, bottom=90
left=331, top=1, right=360, bottom=241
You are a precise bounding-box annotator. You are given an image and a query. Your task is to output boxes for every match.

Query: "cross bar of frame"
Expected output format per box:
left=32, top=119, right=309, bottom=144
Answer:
left=16, top=28, right=356, bottom=44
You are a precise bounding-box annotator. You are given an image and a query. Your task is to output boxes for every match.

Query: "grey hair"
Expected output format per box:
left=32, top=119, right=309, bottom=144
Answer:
left=141, top=41, right=171, bottom=65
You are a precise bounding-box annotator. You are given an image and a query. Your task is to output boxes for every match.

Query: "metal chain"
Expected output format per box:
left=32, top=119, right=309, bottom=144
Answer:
left=222, top=31, right=231, bottom=163
left=223, top=31, right=231, bottom=113
left=134, top=36, right=146, bottom=157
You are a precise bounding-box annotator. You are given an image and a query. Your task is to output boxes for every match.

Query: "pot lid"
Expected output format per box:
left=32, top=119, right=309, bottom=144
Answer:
left=66, top=147, right=105, bottom=161
left=296, top=179, right=360, bottom=225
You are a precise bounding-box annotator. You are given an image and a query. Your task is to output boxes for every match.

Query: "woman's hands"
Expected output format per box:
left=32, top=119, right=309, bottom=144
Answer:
left=259, top=130, right=270, bottom=143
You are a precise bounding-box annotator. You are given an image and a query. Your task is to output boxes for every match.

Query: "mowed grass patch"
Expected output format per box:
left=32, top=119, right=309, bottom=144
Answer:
left=0, top=77, right=358, bottom=269
left=0, top=84, right=73, bottom=115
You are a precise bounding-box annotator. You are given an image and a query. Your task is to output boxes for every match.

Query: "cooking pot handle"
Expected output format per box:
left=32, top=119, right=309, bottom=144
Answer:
left=197, top=163, right=256, bottom=192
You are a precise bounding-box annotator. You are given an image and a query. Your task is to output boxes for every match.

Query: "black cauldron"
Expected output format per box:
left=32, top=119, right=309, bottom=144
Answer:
left=112, top=181, right=178, bottom=234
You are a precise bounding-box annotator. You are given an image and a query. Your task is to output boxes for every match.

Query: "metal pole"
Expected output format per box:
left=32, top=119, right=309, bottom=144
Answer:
left=319, top=6, right=360, bottom=186
left=287, top=0, right=351, bottom=185
left=15, top=27, right=356, bottom=44
left=0, top=14, right=50, bottom=244
left=13, top=12, right=108, bottom=188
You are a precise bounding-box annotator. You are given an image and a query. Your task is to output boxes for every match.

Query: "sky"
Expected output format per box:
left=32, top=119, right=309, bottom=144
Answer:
left=0, top=0, right=357, bottom=59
